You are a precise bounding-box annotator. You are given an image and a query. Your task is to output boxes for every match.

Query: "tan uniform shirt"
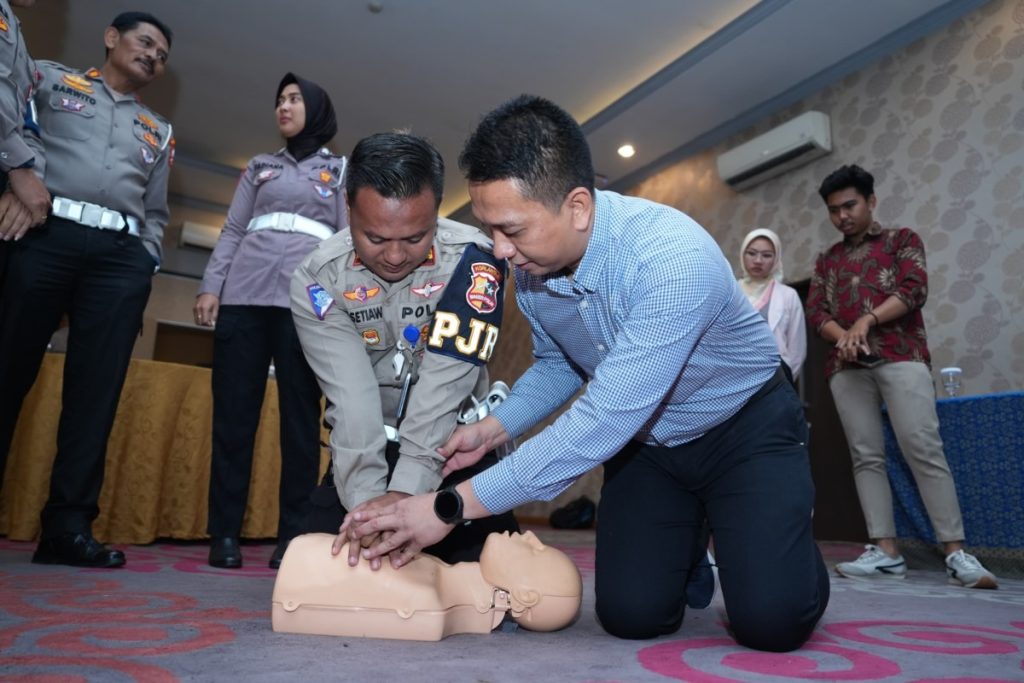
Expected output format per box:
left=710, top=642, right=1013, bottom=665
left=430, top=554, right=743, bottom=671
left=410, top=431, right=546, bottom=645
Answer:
left=0, top=0, right=35, bottom=171
left=291, top=218, right=505, bottom=509
left=26, top=61, right=172, bottom=261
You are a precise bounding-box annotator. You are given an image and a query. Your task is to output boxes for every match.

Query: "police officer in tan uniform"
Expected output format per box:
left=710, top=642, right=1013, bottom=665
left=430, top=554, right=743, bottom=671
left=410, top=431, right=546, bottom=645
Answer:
left=291, top=132, right=518, bottom=564
left=0, top=12, right=173, bottom=568
left=0, top=0, right=51, bottom=264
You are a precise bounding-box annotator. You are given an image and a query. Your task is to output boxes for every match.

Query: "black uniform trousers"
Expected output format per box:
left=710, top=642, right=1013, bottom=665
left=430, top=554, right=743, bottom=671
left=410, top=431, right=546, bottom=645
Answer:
left=594, top=367, right=830, bottom=652
left=0, top=217, right=154, bottom=537
left=206, top=304, right=322, bottom=543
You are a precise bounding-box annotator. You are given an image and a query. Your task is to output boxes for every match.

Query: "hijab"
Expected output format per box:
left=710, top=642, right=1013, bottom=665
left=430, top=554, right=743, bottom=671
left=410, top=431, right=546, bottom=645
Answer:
left=738, top=228, right=785, bottom=310
left=276, top=72, right=337, bottom=161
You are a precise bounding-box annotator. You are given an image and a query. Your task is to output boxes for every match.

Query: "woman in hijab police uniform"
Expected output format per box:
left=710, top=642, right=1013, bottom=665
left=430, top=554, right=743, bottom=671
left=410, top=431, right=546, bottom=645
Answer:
left=194, top=73, right=347, bottom=569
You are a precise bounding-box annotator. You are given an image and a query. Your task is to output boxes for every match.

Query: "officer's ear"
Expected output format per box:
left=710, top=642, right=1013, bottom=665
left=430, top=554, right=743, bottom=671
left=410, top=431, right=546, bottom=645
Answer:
left=103, top=27, right=121, bottom=54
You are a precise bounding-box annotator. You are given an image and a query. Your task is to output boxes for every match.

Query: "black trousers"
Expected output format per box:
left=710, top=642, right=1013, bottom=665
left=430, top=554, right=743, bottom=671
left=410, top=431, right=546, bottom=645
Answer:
left=206, top=305, right=322, bottom=542
left=595, top=367, right=830, bottom=651
left=0, top=217, right=154, bottom=537
left=307, top=441, right=520, bottom=564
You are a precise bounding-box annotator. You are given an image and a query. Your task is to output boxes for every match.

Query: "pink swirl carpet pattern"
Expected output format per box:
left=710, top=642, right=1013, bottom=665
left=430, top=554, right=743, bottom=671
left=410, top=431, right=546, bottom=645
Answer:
left=1, top=534, right=1022, bottom=682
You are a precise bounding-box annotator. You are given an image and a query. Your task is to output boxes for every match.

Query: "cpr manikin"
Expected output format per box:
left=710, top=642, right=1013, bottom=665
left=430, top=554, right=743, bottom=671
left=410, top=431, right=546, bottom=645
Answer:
left=271, top=530, right=582, bottom=640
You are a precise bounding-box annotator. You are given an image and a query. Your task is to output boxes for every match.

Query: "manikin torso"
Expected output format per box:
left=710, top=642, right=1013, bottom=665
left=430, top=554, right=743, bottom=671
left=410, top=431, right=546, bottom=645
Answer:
left=272, top=531, right=582, bottom=641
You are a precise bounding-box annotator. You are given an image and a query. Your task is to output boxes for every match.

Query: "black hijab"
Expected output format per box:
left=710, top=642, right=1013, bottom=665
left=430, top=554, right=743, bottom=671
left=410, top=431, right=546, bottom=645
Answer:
left=275, top=73, right=337, bottom=161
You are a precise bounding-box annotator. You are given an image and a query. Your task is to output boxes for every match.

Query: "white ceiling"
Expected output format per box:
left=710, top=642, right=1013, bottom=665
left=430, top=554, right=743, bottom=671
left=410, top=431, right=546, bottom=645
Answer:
left=20, top=0, right=984, bottom=220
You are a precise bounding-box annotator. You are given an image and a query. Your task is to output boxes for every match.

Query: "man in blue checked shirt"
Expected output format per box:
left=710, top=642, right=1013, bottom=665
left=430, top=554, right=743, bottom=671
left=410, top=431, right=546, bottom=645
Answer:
left=348, top=95, right=830, bottom=652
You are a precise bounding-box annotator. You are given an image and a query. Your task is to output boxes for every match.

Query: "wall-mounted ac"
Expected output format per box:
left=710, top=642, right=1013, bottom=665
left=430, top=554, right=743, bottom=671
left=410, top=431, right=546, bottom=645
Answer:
left=178, top=221, right=222, bottom=250
left=716, top=110, right=832, bottom=191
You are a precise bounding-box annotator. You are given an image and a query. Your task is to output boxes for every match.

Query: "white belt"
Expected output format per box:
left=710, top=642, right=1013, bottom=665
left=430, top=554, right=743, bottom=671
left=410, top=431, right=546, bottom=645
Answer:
left=52, top=196, right=140, bottom=236
left=247, top=212, right=333, bottom=241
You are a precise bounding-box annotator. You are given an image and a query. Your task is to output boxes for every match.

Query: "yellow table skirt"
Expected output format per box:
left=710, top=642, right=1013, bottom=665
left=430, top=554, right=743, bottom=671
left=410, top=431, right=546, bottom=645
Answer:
left=0, top=354, right=328, bottom=544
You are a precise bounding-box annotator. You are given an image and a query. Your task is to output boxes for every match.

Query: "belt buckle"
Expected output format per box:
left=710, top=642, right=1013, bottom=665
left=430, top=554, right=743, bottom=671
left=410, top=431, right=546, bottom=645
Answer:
left=80, top=202, right=103, bottom=228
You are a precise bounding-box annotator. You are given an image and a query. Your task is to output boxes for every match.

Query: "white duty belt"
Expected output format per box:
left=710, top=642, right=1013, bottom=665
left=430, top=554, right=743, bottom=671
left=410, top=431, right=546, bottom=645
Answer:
left=51, top=196, right=140, bottom=236
left=247, top=212, right=333, bottom=241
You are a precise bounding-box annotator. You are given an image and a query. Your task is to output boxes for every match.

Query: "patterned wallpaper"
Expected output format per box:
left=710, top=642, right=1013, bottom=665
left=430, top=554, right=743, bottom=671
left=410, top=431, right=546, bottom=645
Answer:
left=493, top=0, right=1023, bottom=516
left=629, top=0, right=1024, bottom=396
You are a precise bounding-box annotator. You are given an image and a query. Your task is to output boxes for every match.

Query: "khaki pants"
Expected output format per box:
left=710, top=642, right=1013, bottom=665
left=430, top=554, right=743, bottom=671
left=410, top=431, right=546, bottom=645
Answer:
left=828, top=361, right=964, bottom=543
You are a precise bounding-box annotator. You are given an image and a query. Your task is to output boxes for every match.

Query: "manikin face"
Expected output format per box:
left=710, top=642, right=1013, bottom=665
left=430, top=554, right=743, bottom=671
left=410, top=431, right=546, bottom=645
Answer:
left=349, top=186, right=437, bottom=283
left=825, top=187, right=876, bottom=243
left=276, top=84, right=305, bottom=139
left=469, top=179, right=591, bottom=276
left=103, top=22, right=169, bottom=88
left=743, top=237, right=777, bottom=279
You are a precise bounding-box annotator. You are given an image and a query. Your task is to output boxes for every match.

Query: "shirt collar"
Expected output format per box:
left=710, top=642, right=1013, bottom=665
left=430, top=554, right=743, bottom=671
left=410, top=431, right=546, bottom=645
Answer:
left=844, top=221, right=883, bottom=245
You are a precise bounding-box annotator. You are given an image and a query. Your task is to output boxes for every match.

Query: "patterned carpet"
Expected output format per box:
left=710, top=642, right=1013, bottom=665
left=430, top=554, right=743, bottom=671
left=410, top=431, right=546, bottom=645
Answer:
left=1, top=532, right=1022, bottom=682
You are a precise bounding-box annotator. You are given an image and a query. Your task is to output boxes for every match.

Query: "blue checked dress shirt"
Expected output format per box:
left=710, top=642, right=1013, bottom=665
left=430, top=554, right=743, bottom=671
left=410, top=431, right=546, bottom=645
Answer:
left=472, top=190, right=781, bottom=514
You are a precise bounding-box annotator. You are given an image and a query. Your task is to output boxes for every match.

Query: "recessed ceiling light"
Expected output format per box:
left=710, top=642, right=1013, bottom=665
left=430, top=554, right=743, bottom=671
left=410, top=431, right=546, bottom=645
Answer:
left=617, top=144, right=635, bottom=158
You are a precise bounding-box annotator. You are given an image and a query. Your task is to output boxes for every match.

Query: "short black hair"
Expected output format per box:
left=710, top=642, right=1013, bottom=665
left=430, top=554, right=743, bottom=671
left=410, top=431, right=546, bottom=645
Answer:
left=459, top=94, right=594, bottom=209
left=110, top=11, right=173, bottom=49
left=346, top=132, right=445, bottom=209
left=818, top=164, right=874, bottom=202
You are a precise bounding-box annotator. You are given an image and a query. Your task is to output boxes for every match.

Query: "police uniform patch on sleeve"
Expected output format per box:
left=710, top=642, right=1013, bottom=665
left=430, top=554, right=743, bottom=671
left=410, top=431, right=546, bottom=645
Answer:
left=426, top=244, right=505, bottom=366
left=306, top=284, right=335, bottom=320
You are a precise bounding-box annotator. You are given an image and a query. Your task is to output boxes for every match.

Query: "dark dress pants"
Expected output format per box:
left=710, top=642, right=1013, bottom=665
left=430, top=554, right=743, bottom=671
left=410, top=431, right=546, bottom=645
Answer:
left=206, top=305, right=322, bottom=542
left=595, top=368, right=830, bottom=651
left=0, top=217, right=154, bottom=536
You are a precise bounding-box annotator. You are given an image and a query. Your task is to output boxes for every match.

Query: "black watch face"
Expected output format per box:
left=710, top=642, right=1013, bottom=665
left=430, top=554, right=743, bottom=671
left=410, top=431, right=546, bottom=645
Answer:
left=435, top=489, right=461, bottom=521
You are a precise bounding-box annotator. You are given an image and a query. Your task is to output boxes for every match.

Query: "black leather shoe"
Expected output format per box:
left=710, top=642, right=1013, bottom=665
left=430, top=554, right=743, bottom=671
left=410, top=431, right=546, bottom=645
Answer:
left=209, top=537, right=242, bottom=568
left=269, top=539, right=290, bottom=569
left=32, top=533, right=126, bottom=568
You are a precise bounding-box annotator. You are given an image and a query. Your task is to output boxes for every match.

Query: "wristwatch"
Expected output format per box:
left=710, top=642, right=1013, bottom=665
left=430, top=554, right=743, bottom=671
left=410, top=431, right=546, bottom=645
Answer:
left=433, top=486, right=465, bottom=525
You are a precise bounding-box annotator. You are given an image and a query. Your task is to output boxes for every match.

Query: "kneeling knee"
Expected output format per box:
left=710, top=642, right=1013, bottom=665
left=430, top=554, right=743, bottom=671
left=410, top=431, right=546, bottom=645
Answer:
left=596, top=598, right=683, bottom=640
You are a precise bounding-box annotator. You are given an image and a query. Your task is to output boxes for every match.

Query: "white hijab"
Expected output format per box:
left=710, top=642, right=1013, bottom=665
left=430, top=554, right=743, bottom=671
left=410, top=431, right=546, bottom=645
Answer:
left=738, top=228, right=785, bottom=308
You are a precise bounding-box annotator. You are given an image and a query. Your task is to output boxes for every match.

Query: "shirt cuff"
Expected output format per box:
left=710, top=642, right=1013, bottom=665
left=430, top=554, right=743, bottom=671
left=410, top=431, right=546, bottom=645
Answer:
left=387, top=455, right=443, bottom=497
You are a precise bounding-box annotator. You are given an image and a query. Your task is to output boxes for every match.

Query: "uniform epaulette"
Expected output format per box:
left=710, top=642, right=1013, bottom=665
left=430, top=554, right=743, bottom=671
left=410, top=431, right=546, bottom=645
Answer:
left=35, top=59, right=78, bottom=75
left=436, top=217, right=493, bottom=251
left=306, top=229, right=354, bottom=274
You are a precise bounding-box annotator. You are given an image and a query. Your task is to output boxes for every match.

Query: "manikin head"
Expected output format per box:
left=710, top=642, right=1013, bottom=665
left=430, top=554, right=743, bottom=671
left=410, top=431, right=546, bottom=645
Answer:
left=480, top=530, right=582, bottom=631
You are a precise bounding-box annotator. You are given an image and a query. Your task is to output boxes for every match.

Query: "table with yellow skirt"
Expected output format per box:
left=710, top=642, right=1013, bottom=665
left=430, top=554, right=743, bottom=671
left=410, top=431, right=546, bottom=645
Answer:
left=0, top=354, right=328, bottom=544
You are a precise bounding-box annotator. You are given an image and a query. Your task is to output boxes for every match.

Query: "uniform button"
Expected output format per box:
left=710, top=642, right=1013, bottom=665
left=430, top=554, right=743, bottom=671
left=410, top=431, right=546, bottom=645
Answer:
left=580, top=300, right=588, bottom=309
left=345, top=236, right=352, bottom=245
left=442, top=231, right=451, bottom=239
left=596, top=344, right=605, bottom=352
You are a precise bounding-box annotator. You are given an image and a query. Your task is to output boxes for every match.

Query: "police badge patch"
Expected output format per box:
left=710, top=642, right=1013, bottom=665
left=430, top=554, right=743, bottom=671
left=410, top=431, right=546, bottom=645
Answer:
left=140, top=146, right=156, bottom=165
left=306, top=284, right=335, bottom=320
left=466, top=262, right=501, bottom=314
left=314, top=184, right=334, bottom=198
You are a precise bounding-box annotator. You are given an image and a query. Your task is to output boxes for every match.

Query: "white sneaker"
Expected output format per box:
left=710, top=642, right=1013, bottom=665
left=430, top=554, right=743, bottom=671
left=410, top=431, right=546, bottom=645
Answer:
left=835, top=544, right=907, bottom=579
left=945, top=550, right=998, bottom=589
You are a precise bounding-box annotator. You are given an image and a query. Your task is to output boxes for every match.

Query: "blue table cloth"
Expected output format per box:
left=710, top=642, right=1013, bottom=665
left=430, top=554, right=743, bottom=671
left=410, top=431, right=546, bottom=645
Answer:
left=883, top=391, right=1024, bottom=549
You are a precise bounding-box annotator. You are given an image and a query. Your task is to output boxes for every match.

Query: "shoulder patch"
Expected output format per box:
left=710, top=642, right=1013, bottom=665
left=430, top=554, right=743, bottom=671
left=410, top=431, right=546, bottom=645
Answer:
left=426, top=244, right=505, bottom=366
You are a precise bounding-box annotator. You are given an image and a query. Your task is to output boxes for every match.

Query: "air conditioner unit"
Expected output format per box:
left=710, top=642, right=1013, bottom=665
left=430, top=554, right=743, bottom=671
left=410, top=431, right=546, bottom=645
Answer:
left=716, top=110, right=832, bottom=191
left=178, top=221, right=222, bottom=250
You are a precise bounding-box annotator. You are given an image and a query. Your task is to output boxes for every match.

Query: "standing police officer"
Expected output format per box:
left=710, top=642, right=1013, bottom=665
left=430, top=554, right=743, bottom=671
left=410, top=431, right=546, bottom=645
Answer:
left=0, top=0, right=51, bottom=264
left=290, top=132, right=518, bottom=566
left=0, top=12, right=173, bottom=568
